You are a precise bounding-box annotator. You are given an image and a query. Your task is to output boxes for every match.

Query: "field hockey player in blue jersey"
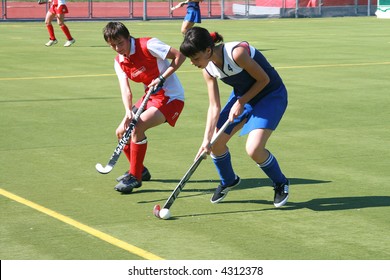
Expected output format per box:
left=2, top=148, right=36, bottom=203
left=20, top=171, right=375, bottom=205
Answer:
left=179, top=27, right=290, bottom=207
left=179, top=0, right=203, bottom=35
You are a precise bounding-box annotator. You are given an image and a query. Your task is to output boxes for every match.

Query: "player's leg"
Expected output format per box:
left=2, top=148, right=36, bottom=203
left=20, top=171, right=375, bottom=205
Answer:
left=247, top=129, right=289, bottom=207
left=115, top=96, right=184, bottom=194
left=181, top=8, right=200, bottom=34
left=56, top=10, right=75, bottom=47
left=209, top=93, right=247, bottom=203
left=115, top=106, right=151, bottom=182
left=45, top=11, right=57, bottom=46
left=114, top=107, right=166, bottom=193
left=132, top=109, right=164, bottom=176
left=115, top=145, right=151, bottom=182
left=181, top=20, right=195, bottom=35
left=211, top=123, right=242, bottom=184
left=209, top=122, right=243, bottom=203
left=244, top=85, right=289, bottom=207
left=246, top=128, right=287, bottom=185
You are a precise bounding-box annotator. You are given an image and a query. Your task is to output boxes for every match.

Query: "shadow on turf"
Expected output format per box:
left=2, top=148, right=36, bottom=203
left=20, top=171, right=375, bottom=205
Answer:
left=173, top=196, right=390, bottom=219
left=145, top=177, right=330, bottom=191
left=141, top=178, right=390, bottom=219
left=135, top=177, right=331, bottom=204
left=281, top=196, right=390, bottom=211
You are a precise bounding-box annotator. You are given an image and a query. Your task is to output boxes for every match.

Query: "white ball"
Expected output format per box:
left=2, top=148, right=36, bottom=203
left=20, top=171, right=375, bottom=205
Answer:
left=159, top=208, right=171, bottom=220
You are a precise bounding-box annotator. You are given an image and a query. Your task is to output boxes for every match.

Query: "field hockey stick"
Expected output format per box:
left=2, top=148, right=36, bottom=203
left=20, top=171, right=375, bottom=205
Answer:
left=37, top=0, right=48, bottom=4
left=171, top=0, right=189, bottom=11
left=95, top=86, right=161, bottom=174
left=153, top=119, right=231, bottom=219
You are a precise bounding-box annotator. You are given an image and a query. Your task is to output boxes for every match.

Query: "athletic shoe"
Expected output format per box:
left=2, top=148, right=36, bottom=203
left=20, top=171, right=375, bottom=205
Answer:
left=64, top=38, right=76, bottom=47
left=116, top=167, right=151, bottom=182
left=273, top=180, right=289, bottom=207
left=210, top=176, right=241, bottom=204
left=114, top=174, right=142, bottom=194
left=45, top=39, right=58, bottom=47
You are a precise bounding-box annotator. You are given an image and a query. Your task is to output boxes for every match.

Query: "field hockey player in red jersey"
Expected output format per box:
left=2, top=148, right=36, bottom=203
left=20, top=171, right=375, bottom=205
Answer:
left=43, top=0, right=76, bottom=47
left=180, top=27, right=289, bottom=207
left=103, top=22, right=186, bottom=194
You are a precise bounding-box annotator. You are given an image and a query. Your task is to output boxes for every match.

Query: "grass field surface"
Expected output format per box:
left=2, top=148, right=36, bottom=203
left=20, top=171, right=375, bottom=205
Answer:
left=1, top=17, right=390, bottom=266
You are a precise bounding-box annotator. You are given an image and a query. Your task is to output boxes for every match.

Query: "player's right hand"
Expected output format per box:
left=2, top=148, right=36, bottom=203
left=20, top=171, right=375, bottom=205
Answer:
left=194, top=140, right=211, bottom=161
left=125, top=108, right=134, bottom=122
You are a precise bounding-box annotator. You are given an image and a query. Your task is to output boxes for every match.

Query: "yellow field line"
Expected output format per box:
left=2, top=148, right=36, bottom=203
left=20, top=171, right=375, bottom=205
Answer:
left=0, top=61, right=389, bottom=81
left=0, top=188, right=164, bottom=260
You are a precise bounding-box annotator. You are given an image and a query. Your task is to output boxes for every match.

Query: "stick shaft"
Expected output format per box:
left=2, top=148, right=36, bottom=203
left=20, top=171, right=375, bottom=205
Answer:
left=162, top=120, right=231, bottom=209
left=96, top=86, right=160, bottom=174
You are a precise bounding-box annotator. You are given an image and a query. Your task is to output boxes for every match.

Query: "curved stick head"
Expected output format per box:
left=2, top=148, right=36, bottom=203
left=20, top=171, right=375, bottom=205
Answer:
left=153, top=204, right=161, bottom=219
left=95, top=163, right=113, bottom=174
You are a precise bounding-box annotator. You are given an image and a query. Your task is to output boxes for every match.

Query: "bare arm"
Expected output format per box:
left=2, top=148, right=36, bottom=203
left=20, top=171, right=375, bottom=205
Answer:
left=117, top=75, right=133, bottom=119
left=115, top=74, right=133, bottom=139
left=194, top=70, right=221, bottom=159
left=148, top=47, right=186, bottom=89
left=162, top=47, right=186, bottom=80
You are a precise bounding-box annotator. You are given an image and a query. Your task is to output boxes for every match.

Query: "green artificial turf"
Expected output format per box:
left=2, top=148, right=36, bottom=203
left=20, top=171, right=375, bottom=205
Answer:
left=1, top=17, right=389, bottom=260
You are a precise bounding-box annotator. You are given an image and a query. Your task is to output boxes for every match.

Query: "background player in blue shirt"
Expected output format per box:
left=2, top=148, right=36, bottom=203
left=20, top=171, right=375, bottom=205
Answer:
left=179, top=0, right=203, bottom=35
left=180, top=27, right=289, bottom=207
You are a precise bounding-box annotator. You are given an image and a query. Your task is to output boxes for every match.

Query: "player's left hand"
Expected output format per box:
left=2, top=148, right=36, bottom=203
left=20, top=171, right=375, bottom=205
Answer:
left=148, top=75, right=165, bottom=90
left=194, top=140, right=211, bottom=161
left=229, top=100, right=244, bottom=122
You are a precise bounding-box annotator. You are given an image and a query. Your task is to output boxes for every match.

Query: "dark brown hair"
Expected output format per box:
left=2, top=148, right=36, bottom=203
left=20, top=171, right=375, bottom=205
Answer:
left=180, top=27, right=223, bottom=57
left=103, top=22, right=131, bottom=42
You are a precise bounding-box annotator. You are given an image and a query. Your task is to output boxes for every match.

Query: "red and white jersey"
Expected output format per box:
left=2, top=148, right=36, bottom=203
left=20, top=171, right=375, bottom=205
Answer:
left=114, top=37, right=184, bottom=102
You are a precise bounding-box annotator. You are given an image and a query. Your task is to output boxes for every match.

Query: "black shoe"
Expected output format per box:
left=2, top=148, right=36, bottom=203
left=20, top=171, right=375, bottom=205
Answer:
left=114, top=174, right=142, bottom=194
left=116, top=167, right=151, bottom=182
left=141, top=167, right=151, bottom=181
left=210, top=176, right=241, bottom=204
left=273, top=180, right=289, bottom=207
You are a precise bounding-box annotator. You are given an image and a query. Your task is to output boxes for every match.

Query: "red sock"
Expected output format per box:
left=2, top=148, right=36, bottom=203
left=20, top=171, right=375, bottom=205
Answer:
left=46, top=24, right=55, bottom=40
left=60, top=24, right=72, bottom=40
left=130, top=139, right=147, bottom=181
left=123, top=144, right=131, bottom=171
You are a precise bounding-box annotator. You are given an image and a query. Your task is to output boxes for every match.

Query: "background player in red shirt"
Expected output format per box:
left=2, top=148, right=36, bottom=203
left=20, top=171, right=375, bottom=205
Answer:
left=103, top=22, right=186, bottom=194
left=43, top=0, right=75, bottom=47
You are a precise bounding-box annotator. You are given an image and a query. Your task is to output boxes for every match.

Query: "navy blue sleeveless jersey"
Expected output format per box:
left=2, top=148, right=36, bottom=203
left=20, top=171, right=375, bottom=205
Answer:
left=205, top=41, right=284, bottom=106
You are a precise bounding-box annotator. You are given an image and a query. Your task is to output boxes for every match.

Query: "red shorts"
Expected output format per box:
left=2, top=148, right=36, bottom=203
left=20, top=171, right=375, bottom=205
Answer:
left=50, top=4, right=69, bottom=15
left=135, top=91, right=184, bottom=127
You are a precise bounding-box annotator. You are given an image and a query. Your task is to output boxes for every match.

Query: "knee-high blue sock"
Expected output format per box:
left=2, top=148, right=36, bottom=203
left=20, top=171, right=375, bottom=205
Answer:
left=211, top=150, right=236, bottom=186
left=257, top=151, right=287, bottom=185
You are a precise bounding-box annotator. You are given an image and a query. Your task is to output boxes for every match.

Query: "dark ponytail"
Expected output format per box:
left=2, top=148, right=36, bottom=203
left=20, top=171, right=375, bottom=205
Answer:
left=209, top=32, right=223, bottom=44
left=180, top=27, right=223, bottom=57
